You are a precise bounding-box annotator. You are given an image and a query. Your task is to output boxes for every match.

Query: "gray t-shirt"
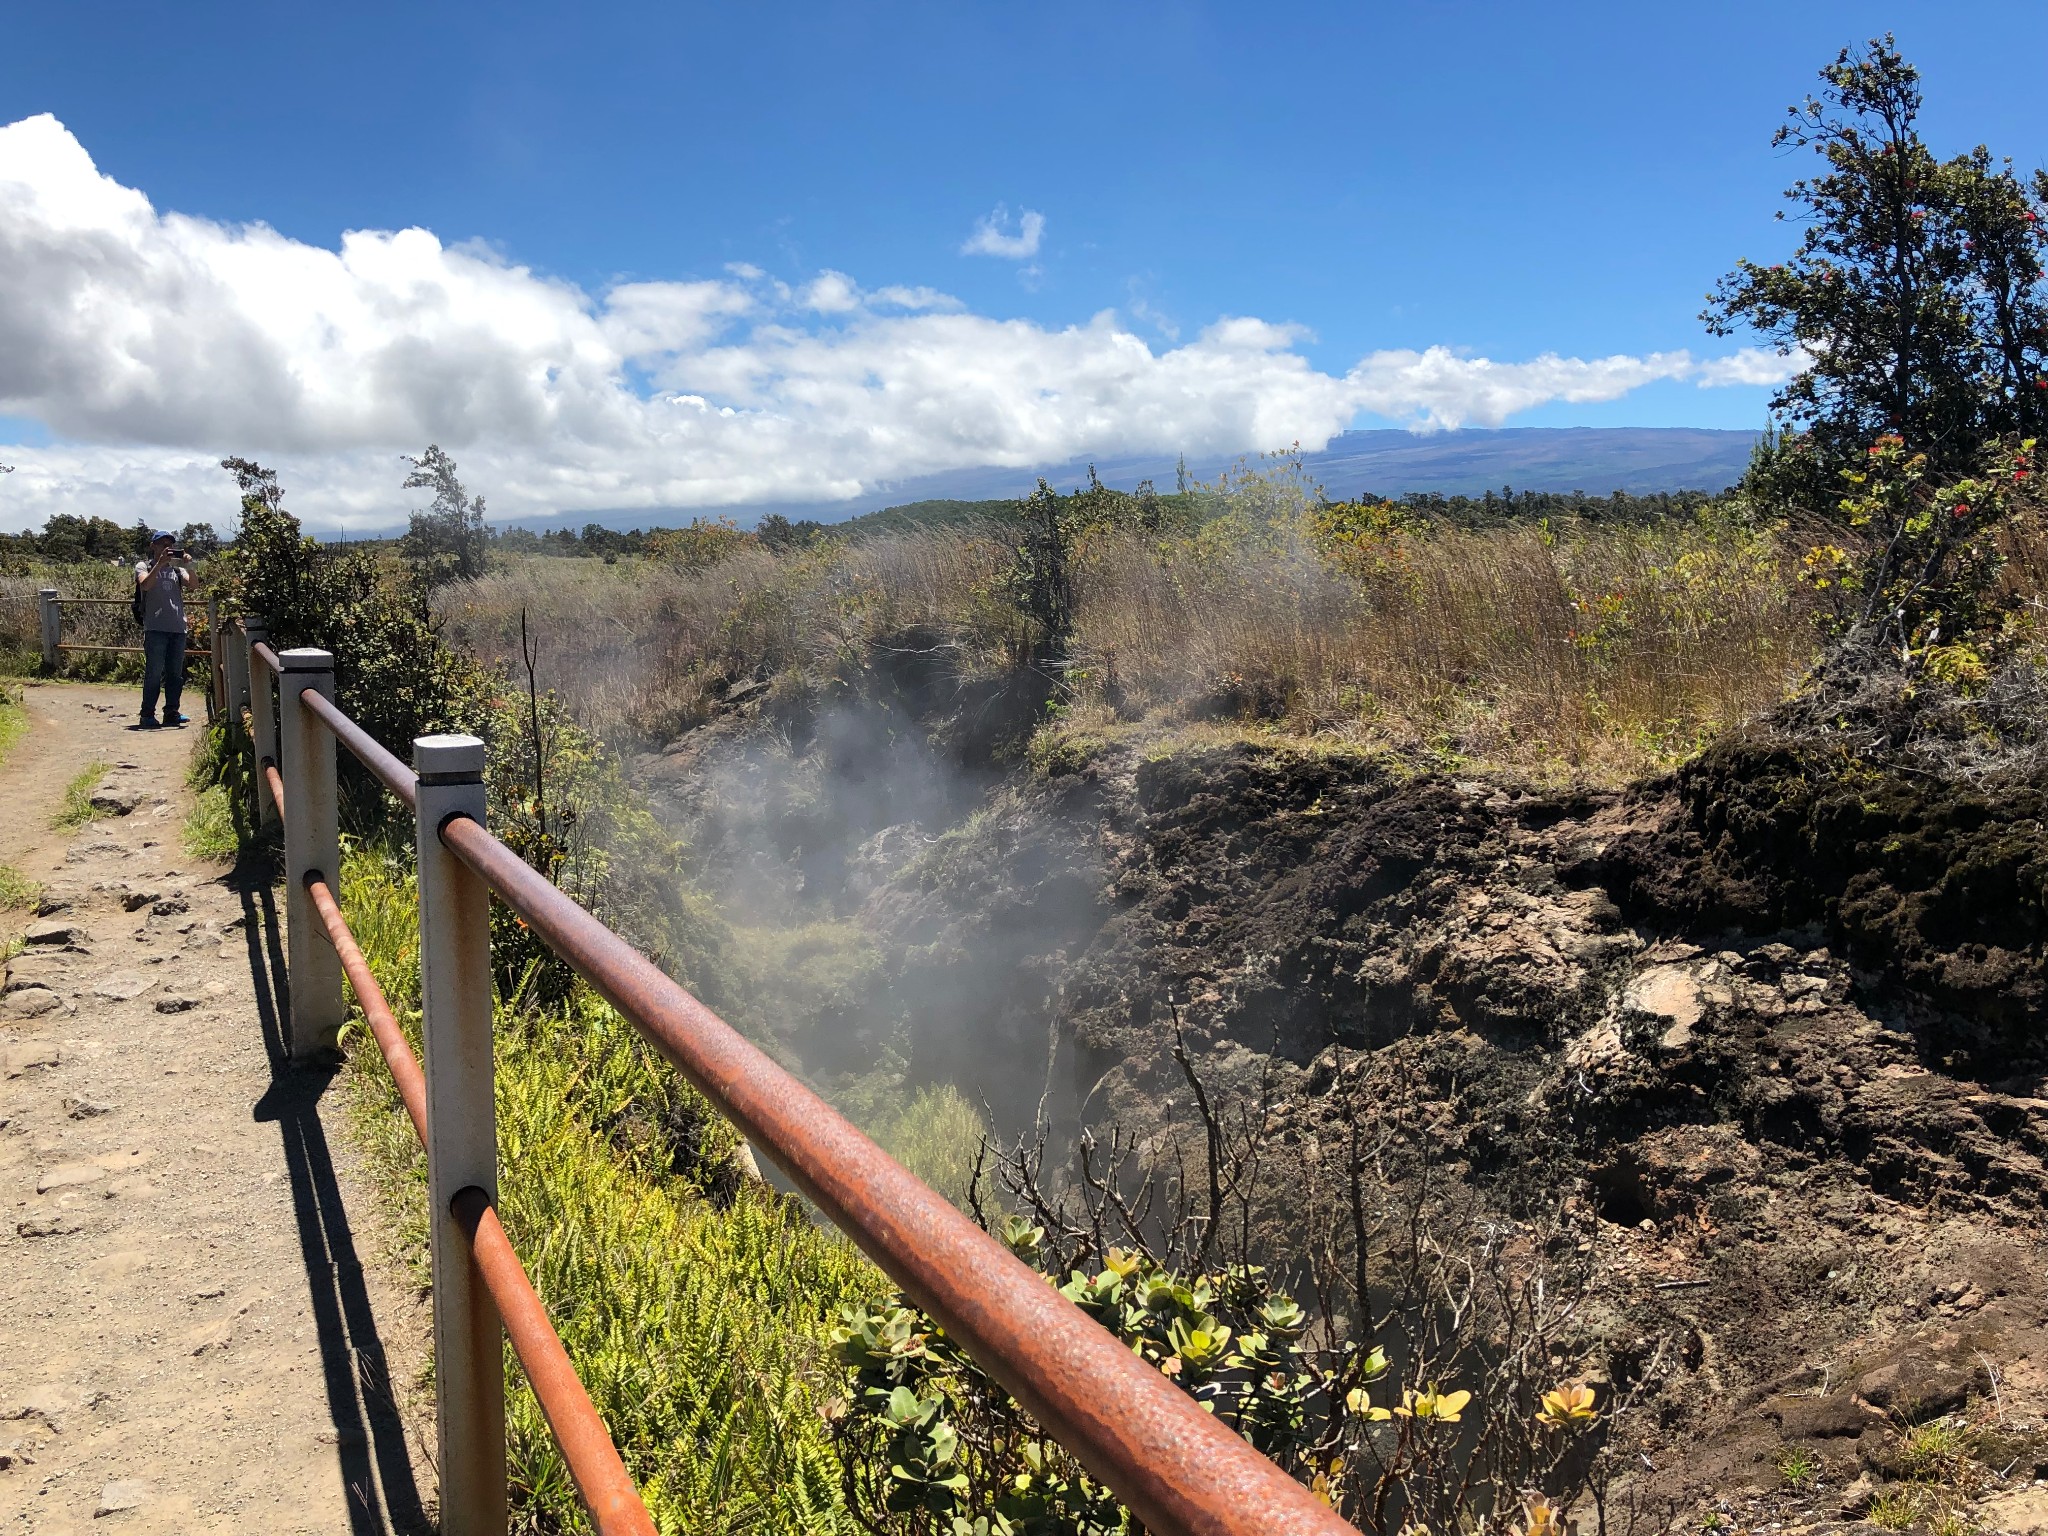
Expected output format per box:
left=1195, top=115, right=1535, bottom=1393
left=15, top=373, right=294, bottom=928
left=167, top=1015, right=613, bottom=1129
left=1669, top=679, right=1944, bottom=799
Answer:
left=133, top=561, right=190, bottom=634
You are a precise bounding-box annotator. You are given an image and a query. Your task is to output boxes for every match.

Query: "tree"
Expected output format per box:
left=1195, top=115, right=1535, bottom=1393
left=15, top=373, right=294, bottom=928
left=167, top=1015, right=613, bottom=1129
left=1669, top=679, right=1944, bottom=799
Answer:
left=399, top=444, right=489, bottom=587
left=1003, top=480, right=1075, bottom=664
left=1705, top=37, right=2048, bottom=494
left=179, top=522, right=223, bottom=558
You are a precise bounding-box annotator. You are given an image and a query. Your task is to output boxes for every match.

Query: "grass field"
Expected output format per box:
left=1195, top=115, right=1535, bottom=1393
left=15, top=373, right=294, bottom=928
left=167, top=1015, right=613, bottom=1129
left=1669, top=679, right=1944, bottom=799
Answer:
left=442, top=494, right=1819, bottom=784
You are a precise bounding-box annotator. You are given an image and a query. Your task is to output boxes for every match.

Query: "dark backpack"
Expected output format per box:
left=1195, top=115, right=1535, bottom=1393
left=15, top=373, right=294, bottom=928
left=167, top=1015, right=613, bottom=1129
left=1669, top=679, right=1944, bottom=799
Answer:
left=130, top=575, right=145, bottom=626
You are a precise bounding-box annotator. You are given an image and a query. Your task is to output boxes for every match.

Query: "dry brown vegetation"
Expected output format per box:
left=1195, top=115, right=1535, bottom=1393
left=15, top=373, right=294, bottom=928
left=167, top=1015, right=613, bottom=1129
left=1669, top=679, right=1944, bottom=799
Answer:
left=444, top=495, right=1820, bottom=782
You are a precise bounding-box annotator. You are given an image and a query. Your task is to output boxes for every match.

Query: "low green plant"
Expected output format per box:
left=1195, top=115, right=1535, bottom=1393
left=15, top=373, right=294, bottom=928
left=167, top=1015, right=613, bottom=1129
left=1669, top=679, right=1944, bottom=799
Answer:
left=0, top=863, right=40, bottom=911
left=1776, top=1443, right=1819, bottom=1487
left=873, top=1084, right=988, bottom=1212
left=0, top=680, right=25, bottom=766
left=182, top=783, right=238, bottom=863
left=53, top=759, right=110, bottom=830
left=1868, top=1486, right=1923, bottom=1530
left=1900, top=1417, right=1975, bottom=1484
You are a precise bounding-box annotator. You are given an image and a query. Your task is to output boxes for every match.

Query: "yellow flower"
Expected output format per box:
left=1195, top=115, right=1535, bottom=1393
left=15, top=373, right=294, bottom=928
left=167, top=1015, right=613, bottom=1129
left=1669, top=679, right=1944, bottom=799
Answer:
left=1536, top=1382, right=1598, bottom=1429
left=1393, top=1385, right=1471, bottom=1422
left=1522, top=1495, right=1566, bottom=1536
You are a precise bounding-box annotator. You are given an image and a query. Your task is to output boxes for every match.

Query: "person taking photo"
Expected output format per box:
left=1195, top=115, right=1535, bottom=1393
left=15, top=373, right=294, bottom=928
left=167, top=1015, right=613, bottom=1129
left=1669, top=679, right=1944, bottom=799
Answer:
left=134, top=530, right=194, bottom=729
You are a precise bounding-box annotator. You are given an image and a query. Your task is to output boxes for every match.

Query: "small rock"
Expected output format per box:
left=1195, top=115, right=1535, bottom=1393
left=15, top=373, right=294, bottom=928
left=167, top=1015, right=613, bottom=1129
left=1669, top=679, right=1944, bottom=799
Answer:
left=63, top=1095, right=112, bottom=1119
left=1836, top=1473, right=1878, bottom=1517
left=3, top=952, right=73, bottom=993
left=149, top=898, right=188, bottom=918
left=94, top=1478, right=147, bottom=1516
left=22, top=920, right=86, bottom=948
left=1, top=987, right=63, bottom=1019
left=37, top=1163, right=106, bottom=1193
left=87, top=786, right=144, bottom=817
left=91, top=971, right=154, bottom=1002
left=1, top=1043, right=61, bottom=1078
left=118, top=888, right=158, bottom=912
left=15, top=1213, right=81, bottom=1238
left=153, top=992, right=201, bottom=1014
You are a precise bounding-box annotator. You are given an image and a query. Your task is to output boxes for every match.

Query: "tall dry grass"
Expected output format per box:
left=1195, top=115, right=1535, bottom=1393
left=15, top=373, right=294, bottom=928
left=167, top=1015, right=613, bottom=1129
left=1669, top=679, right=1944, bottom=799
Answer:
left=1075, top=517, right=1813, bottom=775
left=441, top=533, right=1024, bottom=743
left=444, top=510, right=1818, bottom=779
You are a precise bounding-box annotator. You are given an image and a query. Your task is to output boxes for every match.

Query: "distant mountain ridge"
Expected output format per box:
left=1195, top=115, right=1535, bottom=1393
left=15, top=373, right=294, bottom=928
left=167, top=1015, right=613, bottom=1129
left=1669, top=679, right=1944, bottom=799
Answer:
left=497, top=427, right=1762, bottom=535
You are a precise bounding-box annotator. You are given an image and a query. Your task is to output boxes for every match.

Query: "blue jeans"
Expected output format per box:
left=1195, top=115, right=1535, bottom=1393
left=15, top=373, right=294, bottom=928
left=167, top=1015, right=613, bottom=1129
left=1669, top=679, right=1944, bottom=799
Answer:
left=142, top=629, right=188, bottom=723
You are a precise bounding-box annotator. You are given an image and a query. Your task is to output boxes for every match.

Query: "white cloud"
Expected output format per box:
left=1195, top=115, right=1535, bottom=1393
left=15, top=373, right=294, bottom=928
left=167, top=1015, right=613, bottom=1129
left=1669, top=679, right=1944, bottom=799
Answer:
left=1694, top=346, right=1807, bottom=387
left=961, top=205, right=1045, bottom=259
left=0, top=115, right=1788, bottom=531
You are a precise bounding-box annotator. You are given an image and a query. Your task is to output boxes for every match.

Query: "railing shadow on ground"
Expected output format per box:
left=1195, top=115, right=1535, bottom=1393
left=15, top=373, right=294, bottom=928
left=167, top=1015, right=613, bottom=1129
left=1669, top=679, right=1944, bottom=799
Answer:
left=235, top=856, right=433, bottom=1536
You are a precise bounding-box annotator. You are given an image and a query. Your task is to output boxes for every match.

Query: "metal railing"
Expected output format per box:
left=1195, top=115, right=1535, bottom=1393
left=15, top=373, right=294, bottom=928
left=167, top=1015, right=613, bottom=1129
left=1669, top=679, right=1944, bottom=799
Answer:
left=37, top=585, right=225, bottom=718
left=233, top=617, right=1355, bottom=1536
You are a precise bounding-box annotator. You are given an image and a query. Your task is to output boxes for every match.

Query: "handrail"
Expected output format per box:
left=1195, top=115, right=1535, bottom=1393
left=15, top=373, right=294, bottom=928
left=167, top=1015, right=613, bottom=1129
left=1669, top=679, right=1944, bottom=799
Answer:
left=303, top=870, right=655, bottom=1536
left=436, top=812, right=1353, bottom=1536
left=300, top=688, right=418, bottom=809
left=261, top=760, right=286, bottom=826
left=451, top=1188, right=659, bottom=1536
left=263, top=641, right=1355, bottom=1536
left=304, top=874, right=425, bottom=1138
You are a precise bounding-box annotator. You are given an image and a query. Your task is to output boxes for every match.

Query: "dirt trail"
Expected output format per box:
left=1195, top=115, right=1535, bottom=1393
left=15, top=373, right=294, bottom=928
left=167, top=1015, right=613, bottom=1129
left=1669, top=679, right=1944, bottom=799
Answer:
left=0, top=684, right=434, bottom=1534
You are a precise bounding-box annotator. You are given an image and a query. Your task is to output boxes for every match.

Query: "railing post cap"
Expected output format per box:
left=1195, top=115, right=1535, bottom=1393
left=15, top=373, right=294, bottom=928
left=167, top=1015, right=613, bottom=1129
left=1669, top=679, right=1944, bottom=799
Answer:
left=278, top=646, right=335, bottom=671
left=245, top=614, right=268, bottom=629
left=414, top=734, right=486, bottom=781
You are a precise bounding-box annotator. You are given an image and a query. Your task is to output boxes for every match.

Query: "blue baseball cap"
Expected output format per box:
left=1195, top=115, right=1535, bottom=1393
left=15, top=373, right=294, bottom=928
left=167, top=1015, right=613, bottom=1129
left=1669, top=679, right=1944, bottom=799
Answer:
left=150, top=529, right=177, bottom=543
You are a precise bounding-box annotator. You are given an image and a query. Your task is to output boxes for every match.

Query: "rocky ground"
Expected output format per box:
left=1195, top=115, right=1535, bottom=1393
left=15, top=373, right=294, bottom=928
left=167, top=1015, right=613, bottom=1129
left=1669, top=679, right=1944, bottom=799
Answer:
left=0, top=684, right=430, bottom=1535
left=632, top=661, right=2048, bottom=1534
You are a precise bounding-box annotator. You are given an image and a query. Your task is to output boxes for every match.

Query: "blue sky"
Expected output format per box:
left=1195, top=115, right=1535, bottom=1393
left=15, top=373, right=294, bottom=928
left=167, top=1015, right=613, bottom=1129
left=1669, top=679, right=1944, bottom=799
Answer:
left=3, top=2, right=2046, bottom=526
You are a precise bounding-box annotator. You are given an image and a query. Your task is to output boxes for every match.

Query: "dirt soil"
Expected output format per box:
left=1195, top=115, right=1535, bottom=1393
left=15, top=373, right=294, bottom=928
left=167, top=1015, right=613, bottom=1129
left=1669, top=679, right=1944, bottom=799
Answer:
left=0, top=683, right=432, bottom=1534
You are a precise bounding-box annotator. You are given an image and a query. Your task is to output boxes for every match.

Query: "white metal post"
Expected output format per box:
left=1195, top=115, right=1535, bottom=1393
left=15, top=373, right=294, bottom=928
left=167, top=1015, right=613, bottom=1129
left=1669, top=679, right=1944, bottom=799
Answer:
left=245, top=618, right=278, bottom=832
left=414, top=733, right=505, bottom=1534
left=205, top=595, right=223, bottom=720
left=277, top=648, right=344, bottom=1059
left=224, top=620, right=250, bottom=746
left=38, top=588, right=59, bottom=670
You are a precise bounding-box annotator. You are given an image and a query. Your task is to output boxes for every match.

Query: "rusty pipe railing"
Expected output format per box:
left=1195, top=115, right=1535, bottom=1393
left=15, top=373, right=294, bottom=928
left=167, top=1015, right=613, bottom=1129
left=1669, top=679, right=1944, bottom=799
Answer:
left=304, top=874, right=425, bottom=1138
left=300, top=688, right=418, bottom=808
left=450, top=1187, right=659, bottom=1536
left=257, top=635, right=1355, bottom=1536
left=261, top=760, right=286, bottom=826
left=437, top=813, right=1355, bottom=1536
left=303, top=870, right=655, bottom=1536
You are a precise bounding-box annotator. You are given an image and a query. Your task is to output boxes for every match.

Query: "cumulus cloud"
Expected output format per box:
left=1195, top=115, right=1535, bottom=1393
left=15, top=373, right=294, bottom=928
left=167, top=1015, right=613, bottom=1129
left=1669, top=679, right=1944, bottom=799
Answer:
left=0, top=115, right=1789, bottom=531
left=961, top=205, right=1046, bottom=259
left=1694, top=346, right=1807, bottom=387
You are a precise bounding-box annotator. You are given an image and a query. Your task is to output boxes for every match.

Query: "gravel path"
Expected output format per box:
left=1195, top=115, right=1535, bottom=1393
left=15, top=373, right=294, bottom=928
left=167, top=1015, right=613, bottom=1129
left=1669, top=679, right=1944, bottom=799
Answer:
left=0, top=683, right=434, bottom=1534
